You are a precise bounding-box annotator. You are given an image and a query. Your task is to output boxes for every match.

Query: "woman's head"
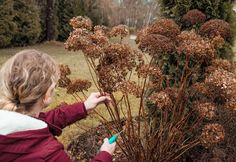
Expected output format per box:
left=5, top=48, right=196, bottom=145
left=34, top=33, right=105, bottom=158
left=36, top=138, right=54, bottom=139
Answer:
left=0, top=49, right=60, bottom=114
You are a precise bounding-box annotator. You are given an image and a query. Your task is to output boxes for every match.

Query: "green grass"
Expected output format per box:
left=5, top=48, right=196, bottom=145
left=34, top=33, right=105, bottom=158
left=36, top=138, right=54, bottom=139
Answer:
left=0, top=40, right=139, bottom=147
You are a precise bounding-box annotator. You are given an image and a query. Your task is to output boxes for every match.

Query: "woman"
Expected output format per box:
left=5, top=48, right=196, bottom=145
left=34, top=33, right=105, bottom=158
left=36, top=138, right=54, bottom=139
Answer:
left=0, top=49, right=116, bottom=162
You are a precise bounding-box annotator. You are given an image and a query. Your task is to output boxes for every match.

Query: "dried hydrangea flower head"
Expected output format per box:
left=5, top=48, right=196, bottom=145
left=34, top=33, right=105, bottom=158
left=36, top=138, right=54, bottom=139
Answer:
left=110, top=25, right=129, bottom=38
left=147, top=19, right=181, bottom=40
left=94, top=25, right=109, bottom=35
left=200, top=123, right=225, bottom=147
left=176, top=31, right=216, bottom=60
left=190, top=82, right=209, bottom=96
left=205, top=69, right=236, bottom=92
left=206, top=59, right=233, bottom=73
left=137, top=64, right=162, bottom=79
left=65, top=28, right=92, bottom=51
left=116, top=81, right=141, bottom=97
left=90, top=32, right=109, bottom=46
left=195, top=102, right=216, bottom=119
left=225, top=96, right=236, bottom=112
left=58, top=76, right=71, bottom=88
left=181, top=9, right=206, bottom=26
left=82, top=45, right=103, bottom=59
left=199, top=19, right=231, bottom=39
left=138, top=34, right=175, bottom=57
left=67, top=79, right=92, bottom=94
left=59, top=64, right=71, bottom=77
left=101, top=43, right=136, bottom=71
left=211, top=35, right=225, bottom=49
left=69, top=16, right=92, bottom=30
left=97, top=66, right=122, bottom=93
left=135, top=27, right=149, bottom=44
left=149, top=91, right=173, bottom=110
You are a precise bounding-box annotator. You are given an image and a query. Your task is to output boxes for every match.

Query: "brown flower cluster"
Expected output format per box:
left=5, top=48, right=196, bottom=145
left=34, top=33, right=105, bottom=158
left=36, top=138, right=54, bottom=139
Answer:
left=135, top=27, right=149, bottom=44
left=116, top=81, right=141, bottom=97
left=148, top=19, right=181, bottom=40
left=176, top=31, right=216, bottom=60
left=206, top=59, right=232, bottom=73
left=200, top=123, right=225, bottom=147
left=58, top=76, right=71, bottom=88
left=205, top=69, right=236, bottom=98
left=94, top=25, right=109, bottom=35
left=211, top=35, right=225, bottom=49
left=97, top=66, right=122, bottom=93
left=195, top=102, right=216, bottom=119
left=59, top=64, right=71, bottom=77
left=58, top=64, right=72, bottom=88
left=137, top=64, right=162, bottom=79
left=199, top=19, right=231, bottom=39
left=69, top=16, right=92, bottom=30
left=191, top=82, right=208, bottom=96
left=225, top=96, right=236, bottom=112
left=90, top=33, right=109, bottom=46
left=65, top=29, right=91, bottom=51
left=82, top=45, right=103, bottom=59
left=109, top=25, right=129, bottom=38
left=138, top=34, right=175, bottom=57
left=58, top=64, right=92, bottom=94
left=102, top=43, right=136, bottom=71
left=149, top=91, right=173, bottom=110
left=96, top=43, right=138, bottom=92
left=181, top=9, right=206, bottom=26
left=67, top=79, right=92, bottom=94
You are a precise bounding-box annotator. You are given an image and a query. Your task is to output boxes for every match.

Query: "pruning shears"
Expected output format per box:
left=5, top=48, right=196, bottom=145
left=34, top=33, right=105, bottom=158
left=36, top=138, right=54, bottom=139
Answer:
left=108, top=130, right=123, bottom=144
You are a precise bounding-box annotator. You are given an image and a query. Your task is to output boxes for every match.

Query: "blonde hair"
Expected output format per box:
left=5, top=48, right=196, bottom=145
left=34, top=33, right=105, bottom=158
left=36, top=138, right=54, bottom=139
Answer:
left=0, top=49, right=60, bottom=114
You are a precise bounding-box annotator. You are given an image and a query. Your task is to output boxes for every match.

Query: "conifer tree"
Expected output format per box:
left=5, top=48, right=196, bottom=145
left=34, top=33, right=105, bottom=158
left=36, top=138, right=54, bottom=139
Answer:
left=0, top=0, right=16, bottom=47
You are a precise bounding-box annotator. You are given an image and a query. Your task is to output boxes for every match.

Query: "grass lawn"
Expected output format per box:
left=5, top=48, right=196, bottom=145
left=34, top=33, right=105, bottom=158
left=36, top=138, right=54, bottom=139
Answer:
left=0, top=40, right=139, bottom=147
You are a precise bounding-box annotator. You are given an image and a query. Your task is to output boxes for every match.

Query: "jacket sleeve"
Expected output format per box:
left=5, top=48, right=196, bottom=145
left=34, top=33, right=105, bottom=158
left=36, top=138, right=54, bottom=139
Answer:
left=38, top=102, right=87, bottom=129
left=90, top=151, right=113, bottom=162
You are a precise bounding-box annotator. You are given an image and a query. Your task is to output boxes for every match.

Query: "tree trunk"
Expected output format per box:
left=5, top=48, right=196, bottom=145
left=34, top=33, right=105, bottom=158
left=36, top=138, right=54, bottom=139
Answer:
left=46, top=0, right=55, bottom=40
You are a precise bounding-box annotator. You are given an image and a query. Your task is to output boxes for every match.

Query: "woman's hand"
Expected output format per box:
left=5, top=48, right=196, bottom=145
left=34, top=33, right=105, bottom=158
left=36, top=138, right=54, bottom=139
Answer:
left=84, top=92, right=111, bottom=111
left=100, top=138, right=116, bottom=155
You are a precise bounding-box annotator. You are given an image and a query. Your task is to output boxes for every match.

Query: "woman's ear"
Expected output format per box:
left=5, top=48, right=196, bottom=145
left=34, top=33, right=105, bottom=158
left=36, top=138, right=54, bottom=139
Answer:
left=43, top=83, right=56, bottom=107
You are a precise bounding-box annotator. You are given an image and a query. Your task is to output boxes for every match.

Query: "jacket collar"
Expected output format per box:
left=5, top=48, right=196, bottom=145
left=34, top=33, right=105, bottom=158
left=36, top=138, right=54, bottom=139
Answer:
left=0, top=110, right=47, bottom=135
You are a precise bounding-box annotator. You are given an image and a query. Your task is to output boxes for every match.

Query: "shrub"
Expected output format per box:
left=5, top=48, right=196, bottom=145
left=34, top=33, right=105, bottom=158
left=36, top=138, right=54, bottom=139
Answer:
left=0, top=0, right=16, bottom=47
left=61, top=16, right=236, bottom=161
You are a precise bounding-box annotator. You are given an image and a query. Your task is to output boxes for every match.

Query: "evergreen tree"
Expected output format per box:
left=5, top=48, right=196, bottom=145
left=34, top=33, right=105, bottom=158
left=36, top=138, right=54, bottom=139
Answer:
left=160, top=0, right=236, bottom=22
left=57, top=0, right=84, bottom=41
left=12, top=0, right=41, bottom=46
left=159, top=0, right=236, bottom=60
left=0, top=0, right=16, bottom=47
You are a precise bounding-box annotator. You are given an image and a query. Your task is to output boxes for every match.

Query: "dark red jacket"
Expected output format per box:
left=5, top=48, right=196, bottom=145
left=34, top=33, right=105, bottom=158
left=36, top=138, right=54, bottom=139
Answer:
left=0, top=102, right=112, bottom=162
